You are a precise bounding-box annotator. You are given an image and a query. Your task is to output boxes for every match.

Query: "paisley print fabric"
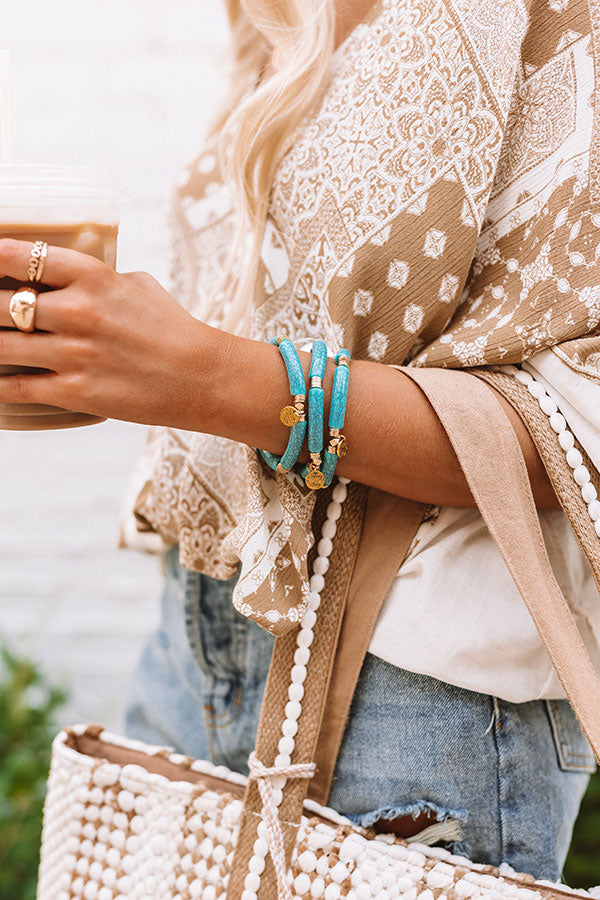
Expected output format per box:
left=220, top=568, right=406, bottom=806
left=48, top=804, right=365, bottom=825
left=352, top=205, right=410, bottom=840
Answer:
left=128, top=0, right=600, bottom=636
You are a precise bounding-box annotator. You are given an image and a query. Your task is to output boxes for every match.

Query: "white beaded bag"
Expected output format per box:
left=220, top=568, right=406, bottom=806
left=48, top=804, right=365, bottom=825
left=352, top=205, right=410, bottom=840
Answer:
left=38, top=370, right=600, bottom=900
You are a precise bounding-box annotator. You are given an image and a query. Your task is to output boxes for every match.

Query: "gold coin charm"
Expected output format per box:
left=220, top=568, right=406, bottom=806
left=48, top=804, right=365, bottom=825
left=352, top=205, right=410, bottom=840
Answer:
left=305, top=468, right=326, bottom=490
left=304, top=462, right=325, bottom=491
left=336, top=435, right=348, bottom=459
left=280, top=405, right=300, bottom=427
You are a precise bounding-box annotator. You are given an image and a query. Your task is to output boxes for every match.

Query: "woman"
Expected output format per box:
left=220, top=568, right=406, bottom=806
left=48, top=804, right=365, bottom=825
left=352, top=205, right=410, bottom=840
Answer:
left=1, top=0, right=599, bottom=881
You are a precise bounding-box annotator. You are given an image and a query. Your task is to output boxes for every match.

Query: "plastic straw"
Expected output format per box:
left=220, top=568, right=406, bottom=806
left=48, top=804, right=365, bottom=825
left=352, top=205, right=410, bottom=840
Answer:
left=0, top=50, right=15, bottom=165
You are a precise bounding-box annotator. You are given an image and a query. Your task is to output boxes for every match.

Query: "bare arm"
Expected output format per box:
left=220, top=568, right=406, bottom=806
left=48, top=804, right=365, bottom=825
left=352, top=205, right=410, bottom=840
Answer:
left=199, top=326, right=559, bottom=508
left=0, top=243, right=558, bottom=509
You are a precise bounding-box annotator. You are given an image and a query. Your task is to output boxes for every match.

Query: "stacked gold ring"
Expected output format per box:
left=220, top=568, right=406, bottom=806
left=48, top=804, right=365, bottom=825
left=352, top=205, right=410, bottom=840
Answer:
left=27, top=240, right=48, bottom=284
left=8, top=241, right=48, bottom=332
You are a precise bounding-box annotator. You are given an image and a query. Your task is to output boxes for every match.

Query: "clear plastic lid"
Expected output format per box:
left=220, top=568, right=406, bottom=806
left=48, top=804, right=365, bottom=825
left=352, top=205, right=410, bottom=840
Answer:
left=0, top=164, right=126, bottom=224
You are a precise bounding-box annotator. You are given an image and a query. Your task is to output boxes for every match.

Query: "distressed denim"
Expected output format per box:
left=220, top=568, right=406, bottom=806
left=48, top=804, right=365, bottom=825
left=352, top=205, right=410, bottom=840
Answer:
left=125, top=547, right=595, bottom=881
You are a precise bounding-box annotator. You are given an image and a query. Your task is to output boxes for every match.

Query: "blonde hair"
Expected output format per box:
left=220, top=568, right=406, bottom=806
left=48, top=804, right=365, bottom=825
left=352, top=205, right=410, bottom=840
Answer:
left=215, top=0, right=334, bottom=332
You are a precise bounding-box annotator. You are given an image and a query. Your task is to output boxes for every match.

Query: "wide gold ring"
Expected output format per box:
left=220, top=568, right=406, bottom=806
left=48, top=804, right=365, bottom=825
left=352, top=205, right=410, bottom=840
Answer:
left=9, top=286, right=39, bottom=332
left=27, top=240, right=48, bottom=284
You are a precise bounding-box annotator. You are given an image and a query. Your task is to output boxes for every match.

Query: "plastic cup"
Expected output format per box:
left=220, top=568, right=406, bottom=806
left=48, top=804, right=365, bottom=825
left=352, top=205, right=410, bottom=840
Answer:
left=0, top=165, right=124, bottom=430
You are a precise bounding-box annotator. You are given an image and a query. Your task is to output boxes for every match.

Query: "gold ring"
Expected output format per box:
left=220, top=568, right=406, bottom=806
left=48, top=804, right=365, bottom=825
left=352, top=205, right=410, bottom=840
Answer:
left=27, top=240, right=48, bottom=284
left=9, top=286, right=39, bottom=332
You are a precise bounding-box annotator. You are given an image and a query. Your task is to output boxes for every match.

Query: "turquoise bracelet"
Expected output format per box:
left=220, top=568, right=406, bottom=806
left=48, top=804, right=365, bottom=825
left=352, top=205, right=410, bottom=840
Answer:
left=258, top=336, right=307, bottom=474
left=301, top=346, right=350, bottom=489
left=322, top=349, right=350, bottom=488
left=304, top=340, right=328, bottom=490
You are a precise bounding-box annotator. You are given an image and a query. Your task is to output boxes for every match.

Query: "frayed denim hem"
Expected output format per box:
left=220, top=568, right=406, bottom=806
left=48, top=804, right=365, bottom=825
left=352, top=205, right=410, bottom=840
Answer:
left=347, top=799, right=468, bottom=830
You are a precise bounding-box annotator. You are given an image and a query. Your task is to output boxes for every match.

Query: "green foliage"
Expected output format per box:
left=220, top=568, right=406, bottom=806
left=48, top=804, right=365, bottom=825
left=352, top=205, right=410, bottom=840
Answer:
left=0, top=647, right=67, bottom=900
left=564, top=770, right=600, bottom=887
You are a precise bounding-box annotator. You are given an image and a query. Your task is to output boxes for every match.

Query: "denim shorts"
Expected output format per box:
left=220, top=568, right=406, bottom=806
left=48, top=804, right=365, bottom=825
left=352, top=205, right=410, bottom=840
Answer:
left=125, top=546, right=596, bottom=882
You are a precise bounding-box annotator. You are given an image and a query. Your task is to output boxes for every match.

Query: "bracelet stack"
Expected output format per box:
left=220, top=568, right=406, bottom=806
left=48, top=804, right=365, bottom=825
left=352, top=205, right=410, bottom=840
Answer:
left=259, top=336, right=350, bottom=490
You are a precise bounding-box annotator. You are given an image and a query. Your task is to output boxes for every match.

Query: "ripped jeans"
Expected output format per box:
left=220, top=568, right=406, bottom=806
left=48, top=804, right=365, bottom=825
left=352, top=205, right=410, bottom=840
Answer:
left=124, top=547, right=595, bottom=882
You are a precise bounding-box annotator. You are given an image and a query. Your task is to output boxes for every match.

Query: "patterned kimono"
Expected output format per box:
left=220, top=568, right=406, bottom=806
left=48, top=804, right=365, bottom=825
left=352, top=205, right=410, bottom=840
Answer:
left=122, top=0, right=600, bottom=703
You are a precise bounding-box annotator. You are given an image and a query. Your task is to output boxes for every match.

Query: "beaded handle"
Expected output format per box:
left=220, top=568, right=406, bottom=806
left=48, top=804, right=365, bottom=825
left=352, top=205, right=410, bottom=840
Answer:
left=498, top=364, right=600, bottom=530
left=237, top=478, right=352, bottom=900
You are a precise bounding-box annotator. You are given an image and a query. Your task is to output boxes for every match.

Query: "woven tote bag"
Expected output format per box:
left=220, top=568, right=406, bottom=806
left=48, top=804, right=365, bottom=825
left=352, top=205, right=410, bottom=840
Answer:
left=38, top=379, right=600, bottom=900
left=37, top=723, right=599, bottom=900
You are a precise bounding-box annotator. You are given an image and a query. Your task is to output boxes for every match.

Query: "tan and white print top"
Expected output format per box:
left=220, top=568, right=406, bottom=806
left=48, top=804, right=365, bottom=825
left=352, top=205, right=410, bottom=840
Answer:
left=123, top=0, right=600, bottom=702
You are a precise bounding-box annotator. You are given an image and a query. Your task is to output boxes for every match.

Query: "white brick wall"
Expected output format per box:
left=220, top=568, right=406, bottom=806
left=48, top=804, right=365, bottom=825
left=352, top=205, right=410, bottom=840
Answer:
left=0, top=1, right=229, bottom=730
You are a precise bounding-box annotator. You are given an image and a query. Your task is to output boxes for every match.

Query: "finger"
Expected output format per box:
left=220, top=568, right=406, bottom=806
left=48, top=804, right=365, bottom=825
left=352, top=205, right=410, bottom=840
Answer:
left=0, top=371, right=69, bottom=407
left=0, top=287, right=84, bottom=333
left=0, top=330, right=69, bottom=370
left=0, top=238, right=103, bottom=288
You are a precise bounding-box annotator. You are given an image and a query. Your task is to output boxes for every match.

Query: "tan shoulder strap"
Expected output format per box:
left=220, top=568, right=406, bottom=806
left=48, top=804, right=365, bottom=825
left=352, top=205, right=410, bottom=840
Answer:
left=404, top=367, right=600, bottom=762
left=226, top=484, right=369, bottom=900
left=309, top=490, right=425, bottom=803
left=228, top=366, right=600, bottom=899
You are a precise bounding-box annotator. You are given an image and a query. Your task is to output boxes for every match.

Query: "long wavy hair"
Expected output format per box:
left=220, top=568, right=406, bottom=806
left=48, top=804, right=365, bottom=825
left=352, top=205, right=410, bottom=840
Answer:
left=214, top=0, right=335, bottom=331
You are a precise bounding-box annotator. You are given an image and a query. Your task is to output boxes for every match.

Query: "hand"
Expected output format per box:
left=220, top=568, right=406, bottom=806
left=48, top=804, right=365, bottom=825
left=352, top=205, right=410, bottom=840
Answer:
left=0, top=239, right=211, bottom=428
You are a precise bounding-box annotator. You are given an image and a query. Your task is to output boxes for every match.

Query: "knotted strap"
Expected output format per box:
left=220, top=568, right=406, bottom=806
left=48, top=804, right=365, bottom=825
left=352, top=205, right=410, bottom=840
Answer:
left=247, top=753, right=316, bottom=900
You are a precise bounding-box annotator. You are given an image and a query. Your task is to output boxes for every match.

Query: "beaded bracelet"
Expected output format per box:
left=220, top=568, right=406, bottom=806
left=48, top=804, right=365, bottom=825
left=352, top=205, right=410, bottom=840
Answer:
left=322, top=349, right=350, bottom=487
left=258, top=336, right=307, bottom=474
left=304, top=340, right=328, bottom=490
left=301, top=347, right=350, bottom=489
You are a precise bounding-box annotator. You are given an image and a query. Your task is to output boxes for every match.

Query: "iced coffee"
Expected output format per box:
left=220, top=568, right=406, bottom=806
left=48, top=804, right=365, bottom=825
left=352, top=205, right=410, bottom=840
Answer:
left=0, top=165, right=123, bottom=429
